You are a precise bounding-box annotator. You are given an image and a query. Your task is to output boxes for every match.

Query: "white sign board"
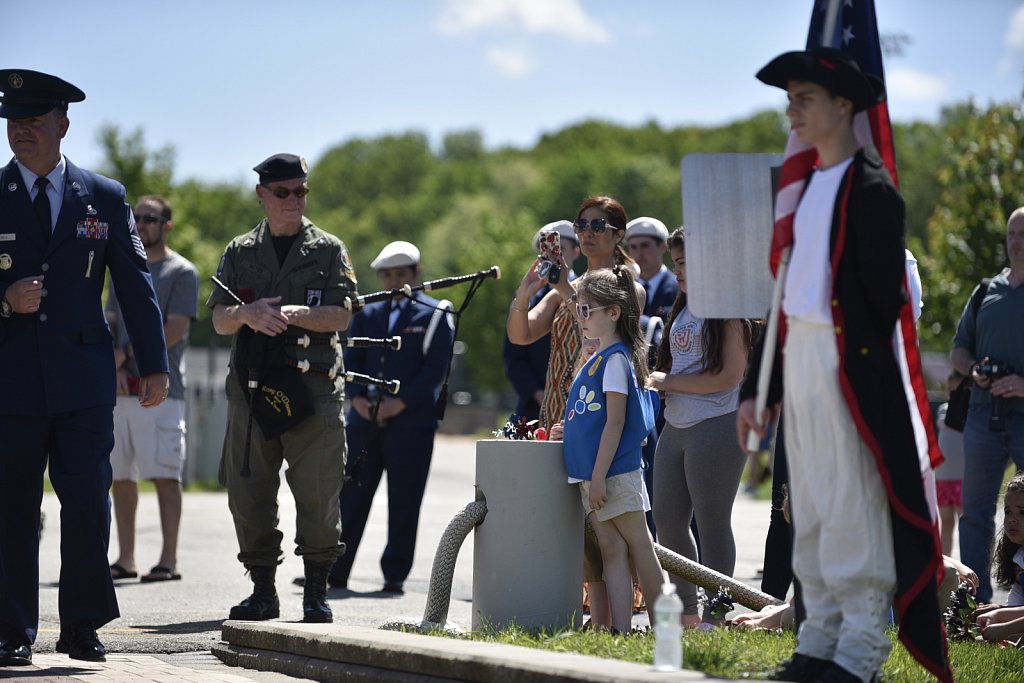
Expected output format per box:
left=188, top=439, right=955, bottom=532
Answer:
left=681, top=153, right=783, bottom=319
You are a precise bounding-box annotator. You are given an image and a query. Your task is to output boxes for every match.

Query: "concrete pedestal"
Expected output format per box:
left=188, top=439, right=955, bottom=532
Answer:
left=472, top=439, right=583, bottom=632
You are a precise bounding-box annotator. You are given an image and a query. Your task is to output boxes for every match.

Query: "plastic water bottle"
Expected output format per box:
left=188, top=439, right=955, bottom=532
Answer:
left=653, top=582, right=683, bottom=671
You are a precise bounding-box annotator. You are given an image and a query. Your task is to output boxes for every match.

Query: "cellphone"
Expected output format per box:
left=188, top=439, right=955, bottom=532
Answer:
left=536, top=230, right=562, bottom=284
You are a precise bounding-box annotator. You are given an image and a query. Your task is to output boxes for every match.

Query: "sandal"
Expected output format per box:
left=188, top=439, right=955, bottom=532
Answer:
left=633, top=582, right=646, bottom=614
left=109, top=563, right=137, bottom=580
left=140, top=565, right=181, bottom=582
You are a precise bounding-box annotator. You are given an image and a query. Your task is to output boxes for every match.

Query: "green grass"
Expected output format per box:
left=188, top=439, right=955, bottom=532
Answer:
left=427, top=623, right=1024, bottom=682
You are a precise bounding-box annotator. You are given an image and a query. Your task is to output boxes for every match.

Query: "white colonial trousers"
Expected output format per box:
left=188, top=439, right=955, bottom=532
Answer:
left=783, top=318, right=896, bottom=683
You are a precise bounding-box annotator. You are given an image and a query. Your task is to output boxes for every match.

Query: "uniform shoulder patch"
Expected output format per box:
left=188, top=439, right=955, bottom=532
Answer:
left=130, top=226, right=146, bottom=260
left=340, top=246, right=357, bottom=285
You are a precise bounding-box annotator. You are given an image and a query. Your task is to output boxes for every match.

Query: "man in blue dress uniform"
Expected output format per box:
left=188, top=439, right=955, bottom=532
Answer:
left=0, top=69, right=169, bottom=665
left=328, top=241, right=454, bottom=593
left=625, top=216, right=678, bottom=344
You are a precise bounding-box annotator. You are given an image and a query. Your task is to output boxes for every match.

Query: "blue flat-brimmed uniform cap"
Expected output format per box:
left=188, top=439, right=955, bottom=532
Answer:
left=0, top=69, right=85, bottom=119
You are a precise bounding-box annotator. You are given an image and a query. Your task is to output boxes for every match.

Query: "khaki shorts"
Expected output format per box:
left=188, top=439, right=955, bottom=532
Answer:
left=579, top=469, right=645, bottom=522
left=110, top=397, right=186, bottom=482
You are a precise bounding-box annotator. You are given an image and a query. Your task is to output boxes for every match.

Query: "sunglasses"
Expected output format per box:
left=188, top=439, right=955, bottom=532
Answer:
left=134, top=213, right=167, bottom=225
left=264, top=185, right=310, bottom=199
left=572, top=217, right=619, bottom=234
left=575, top=303, right=611, bottom=320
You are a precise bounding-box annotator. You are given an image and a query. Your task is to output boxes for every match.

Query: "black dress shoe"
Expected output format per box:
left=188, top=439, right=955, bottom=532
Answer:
left=58, top=625, right=106, bottom=662
left=0, top=640, right=31, bottom=666
left=382, top=581, right=404, bottom=594
left=811, top=662, right=877, bottom=683
left=762, top=653, right=831, bottom=682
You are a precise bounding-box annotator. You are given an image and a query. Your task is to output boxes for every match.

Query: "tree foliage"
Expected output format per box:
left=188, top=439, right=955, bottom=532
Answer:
left=917, top=102, right=1024, bottom=350
left=95, top=102, right=1015, bottom=402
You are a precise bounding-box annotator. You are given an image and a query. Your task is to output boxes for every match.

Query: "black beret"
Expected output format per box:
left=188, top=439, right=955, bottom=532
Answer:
left=756, top=47, right=884, bottom=112
left=0, top=69, right=85, bottom=119
left=253, top=153, right=308, bottom=184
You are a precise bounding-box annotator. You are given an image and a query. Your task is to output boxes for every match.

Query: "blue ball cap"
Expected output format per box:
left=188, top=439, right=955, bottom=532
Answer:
left=0, top=69, right=85, bottom=119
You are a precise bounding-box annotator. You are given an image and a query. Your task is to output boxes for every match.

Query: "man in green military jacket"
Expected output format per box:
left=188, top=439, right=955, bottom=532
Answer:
left=208, top=153, right=357, bottom=623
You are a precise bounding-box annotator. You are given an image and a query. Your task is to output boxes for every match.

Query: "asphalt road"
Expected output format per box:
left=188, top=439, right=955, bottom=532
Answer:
left=33, top=434, right=773, bottom=657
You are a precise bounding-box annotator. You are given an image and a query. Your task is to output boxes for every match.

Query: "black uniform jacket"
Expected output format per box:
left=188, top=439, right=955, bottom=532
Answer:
left=0, top=158, right=167, bottom=415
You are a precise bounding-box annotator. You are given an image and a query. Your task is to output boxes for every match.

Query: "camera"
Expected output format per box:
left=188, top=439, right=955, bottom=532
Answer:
left=535, top=229, right=562, bottom=285
left=977, top=359, right=1014, bottom=432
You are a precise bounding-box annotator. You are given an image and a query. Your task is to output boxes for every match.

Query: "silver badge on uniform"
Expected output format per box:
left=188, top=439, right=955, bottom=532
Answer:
left=306, top=289, right=323, bottom=306
left=7, top=182, right=16, bottom=192
left=0, top=254, right=12, bottom=270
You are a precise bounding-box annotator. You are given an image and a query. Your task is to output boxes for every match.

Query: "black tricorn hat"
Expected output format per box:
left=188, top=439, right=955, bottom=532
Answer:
left=0, top=69, right=85, bottom=119
left=253, top=153, right=308, bottom=185
left=756, top=47, right=885, bottom=112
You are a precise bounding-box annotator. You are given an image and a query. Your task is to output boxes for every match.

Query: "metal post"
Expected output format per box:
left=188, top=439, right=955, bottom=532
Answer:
left=472, top=439, right=583, bottom=631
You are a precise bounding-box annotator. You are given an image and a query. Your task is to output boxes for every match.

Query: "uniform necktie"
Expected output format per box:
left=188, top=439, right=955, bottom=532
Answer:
left=388, top=301, right=406, bottom=335
left=34, top=177, right=51, bottom=243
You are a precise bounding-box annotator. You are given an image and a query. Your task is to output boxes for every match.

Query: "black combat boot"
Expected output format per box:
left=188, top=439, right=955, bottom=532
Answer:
left=302, top=560, right=334, bottom=623
left=229, top=565, right=280, bottom=620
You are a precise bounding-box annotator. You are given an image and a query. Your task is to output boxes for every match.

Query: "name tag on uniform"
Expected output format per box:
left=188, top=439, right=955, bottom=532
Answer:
left=76, top=218, right=109, bottom=240
left=0, top=233, right=14, bottom=242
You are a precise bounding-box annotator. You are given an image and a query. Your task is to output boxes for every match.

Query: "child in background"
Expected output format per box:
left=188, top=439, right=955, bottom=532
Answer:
left=935, top=369, right=967, bottom=555
left=554, top=334, right=655, bottom=624
left=980, top=472, right=1024, bottom=608
left=561, top=266, right=663, bottom=634
left=973, top=473, right=1024, bottom=641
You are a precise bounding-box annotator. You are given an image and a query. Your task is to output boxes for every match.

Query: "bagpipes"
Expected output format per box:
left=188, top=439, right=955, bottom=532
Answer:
left=343, top=266, right=500, bottom=312
left=210, top=276, right=404, bottom=476
left=288, top=332, right=402, bottom=351
left=286, top=358, right=401, bottom=395
left=344, top=265, right=500, bottom=484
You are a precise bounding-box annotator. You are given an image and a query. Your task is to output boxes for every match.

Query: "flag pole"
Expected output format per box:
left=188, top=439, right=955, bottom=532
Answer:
left=746, top=247, right=790, bottom=452
left=744, top=0, right=841, bottom=453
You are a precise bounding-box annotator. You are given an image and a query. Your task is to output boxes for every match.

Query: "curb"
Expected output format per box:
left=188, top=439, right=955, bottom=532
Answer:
left=217, top=621, right=733, bottom=682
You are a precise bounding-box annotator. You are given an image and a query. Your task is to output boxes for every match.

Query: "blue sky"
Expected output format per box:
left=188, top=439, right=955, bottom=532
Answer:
left=3, top=0, right=1023, bottom=183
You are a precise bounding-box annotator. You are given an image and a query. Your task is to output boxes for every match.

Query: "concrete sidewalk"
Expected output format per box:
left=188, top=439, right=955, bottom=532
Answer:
left=214, top=621, right=741, bottom=683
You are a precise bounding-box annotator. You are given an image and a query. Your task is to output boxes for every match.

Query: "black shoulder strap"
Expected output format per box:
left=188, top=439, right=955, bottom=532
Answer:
left=969, top=277, right=993, bottom=321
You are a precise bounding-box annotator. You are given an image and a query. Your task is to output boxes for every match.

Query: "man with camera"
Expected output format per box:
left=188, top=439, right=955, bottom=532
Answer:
left=951, top=206, right=1024, bottom=603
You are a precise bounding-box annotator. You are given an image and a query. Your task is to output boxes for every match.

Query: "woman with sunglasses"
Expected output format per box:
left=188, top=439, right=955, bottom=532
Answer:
left=649, top=228, right=759, bottom=628
left=507, top=196, right=635, bottom=430
left=507, top=195, right=639, bottom=629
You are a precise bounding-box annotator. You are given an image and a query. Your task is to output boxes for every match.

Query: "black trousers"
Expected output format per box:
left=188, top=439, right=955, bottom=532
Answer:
left=0, top=408, right=118, bottom=644
left=330, top=421, right=435, bottom=585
